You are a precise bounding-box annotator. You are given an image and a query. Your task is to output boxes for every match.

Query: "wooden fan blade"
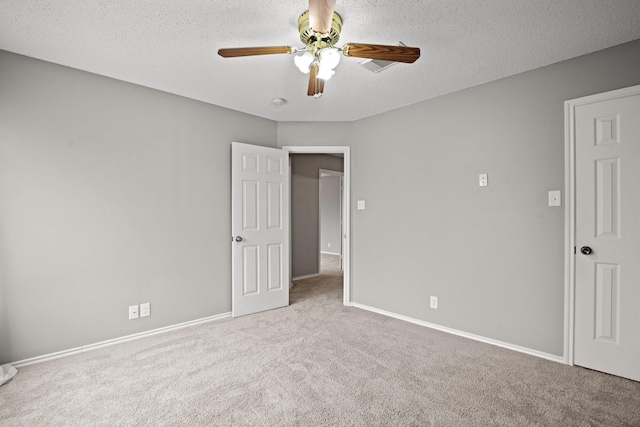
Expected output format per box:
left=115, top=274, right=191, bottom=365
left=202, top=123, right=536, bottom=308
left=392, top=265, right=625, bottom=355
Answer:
left=309, top=0, right=336, bottom=34
left=307, top=64, right=324, bottom=97
left=218, top=46, right=296, bottom=58
left=342, top=43, right=420, bottom=63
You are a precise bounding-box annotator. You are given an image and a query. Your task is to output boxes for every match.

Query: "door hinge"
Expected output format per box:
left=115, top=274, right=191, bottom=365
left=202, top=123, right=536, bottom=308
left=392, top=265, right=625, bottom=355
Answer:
left=574, top=246, right=576, bottom=254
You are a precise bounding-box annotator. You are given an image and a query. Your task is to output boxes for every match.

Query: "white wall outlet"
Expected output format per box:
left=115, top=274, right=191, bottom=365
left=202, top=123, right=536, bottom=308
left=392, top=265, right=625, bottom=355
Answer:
left=548, top=190, right=561, bottom=206
left=128, top=305, right=139, bottom=320
left=430, top=296, right=438, bottom=309
left=140, top=302, right=150, bottom=317
left=357, top=200, right=366, bottom=210
left=479, top=173, right=488, bottom=187
left=328, top=243, right=331, bottom=248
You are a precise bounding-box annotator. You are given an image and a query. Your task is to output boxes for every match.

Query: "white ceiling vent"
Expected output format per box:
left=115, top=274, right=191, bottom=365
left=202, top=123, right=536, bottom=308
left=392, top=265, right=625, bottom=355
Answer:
left=359, top=42, right=407, bottom=73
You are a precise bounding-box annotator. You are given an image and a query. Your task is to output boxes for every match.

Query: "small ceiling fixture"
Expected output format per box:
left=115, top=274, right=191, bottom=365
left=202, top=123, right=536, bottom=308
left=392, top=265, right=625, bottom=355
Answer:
left=271, top=97, right=287, bottom=106
left=218, top=0, right=420, bottom=98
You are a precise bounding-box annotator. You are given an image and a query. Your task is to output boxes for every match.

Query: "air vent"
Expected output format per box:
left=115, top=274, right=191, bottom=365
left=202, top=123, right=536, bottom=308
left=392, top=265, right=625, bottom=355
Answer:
left=359, top=42, right=407, bottom=73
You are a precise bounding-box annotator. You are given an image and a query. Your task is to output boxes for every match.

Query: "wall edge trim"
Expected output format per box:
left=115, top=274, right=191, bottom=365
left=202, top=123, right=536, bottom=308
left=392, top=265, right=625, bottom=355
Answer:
left=292, top=273, right=320, bottom=281
left=350, top=302, right=565, bottom=364
left=11, top=312, right=232, bottom=368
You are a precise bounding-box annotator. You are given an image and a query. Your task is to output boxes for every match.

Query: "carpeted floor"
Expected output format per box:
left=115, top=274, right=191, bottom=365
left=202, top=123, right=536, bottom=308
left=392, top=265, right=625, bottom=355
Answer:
left=1, top=258, right=640, bottom=426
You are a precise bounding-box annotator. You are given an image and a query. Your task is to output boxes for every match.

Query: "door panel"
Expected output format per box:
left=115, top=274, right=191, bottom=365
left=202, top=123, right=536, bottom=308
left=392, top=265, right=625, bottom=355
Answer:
left=232, top=142, right=289, bottom=317
left=574, top=89, right=640, bottom=382
left=595, top=158, right=619, bottom=238
left=267, top=182, right=282, bottom=229
left=593, top=262, right=619, bottom=342
left=242, top=245, right=259, bottom=296
left=267, top=244, right=283, bottom=291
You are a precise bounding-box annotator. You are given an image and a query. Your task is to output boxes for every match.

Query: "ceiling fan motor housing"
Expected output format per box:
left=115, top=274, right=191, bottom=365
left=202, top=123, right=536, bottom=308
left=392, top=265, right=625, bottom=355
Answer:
left=298, top=10, right=342, bottom=52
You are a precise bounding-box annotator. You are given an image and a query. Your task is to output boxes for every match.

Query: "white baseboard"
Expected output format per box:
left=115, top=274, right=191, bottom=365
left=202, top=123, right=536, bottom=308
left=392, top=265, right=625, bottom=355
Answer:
left=349, top=303, right=565, bottom=364
left=292, top=273, right=320, bottom=281
left=12, top=312, right=232, bottom=368
left=320, top=251, right=341, bottom=256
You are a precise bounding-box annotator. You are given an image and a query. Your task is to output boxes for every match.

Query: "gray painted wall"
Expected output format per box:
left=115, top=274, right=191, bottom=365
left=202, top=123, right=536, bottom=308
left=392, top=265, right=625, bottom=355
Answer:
left=320, top=175, right=342, bottom=255
left=0, top=51, right=277, bottom=363
left=350, top=39, right=640, bottom=356
left=277, top=122, right=353, bottom=148
left=290, top=155, right=344, bottom=278
left=2, top=38, right=639, bottom=364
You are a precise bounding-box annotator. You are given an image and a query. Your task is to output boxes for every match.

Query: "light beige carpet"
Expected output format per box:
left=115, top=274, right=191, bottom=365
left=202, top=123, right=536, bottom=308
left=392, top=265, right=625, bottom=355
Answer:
left=1, top=267, right=640, bottom=426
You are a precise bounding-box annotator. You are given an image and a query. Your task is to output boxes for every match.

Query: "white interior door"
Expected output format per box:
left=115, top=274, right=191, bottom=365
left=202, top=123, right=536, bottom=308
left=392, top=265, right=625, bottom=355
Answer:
left=231, top=142, right=289, bottom=317
left=573, top=87, right=640, bottom=381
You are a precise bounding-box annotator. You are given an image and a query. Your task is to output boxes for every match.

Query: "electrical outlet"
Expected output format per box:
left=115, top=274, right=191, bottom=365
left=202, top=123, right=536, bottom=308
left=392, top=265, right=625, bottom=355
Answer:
left=430, top=296, right=438, bottom=309
left=479, top=174, right=488, bottom=187
left=140, top=302, right=150, bottom=317
left=128, top=305, right=139, bottom=320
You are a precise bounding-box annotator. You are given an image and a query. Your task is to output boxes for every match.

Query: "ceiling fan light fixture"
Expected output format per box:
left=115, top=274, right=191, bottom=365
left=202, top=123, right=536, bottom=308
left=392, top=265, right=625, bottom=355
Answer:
left=218, top=3, right=420, bottom=97
left=316, top=65, right=335, bottom=80
left=319, top=47, right=340, bottom=70
left=294, top=51, right=315, bottom=73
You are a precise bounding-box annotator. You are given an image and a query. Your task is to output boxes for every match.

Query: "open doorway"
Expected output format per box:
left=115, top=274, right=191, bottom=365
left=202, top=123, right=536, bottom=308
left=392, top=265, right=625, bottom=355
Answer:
left=283, top=146, right=351, bottom=306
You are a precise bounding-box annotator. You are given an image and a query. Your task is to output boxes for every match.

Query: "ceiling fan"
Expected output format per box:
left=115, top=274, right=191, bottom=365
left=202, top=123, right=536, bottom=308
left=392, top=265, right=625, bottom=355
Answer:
left=217, top=0, right=420, bottom=98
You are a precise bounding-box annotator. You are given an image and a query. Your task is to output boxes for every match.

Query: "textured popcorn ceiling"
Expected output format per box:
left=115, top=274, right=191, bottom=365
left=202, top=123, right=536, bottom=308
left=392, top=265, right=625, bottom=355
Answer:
left=1, top=1, right=639, bottom=121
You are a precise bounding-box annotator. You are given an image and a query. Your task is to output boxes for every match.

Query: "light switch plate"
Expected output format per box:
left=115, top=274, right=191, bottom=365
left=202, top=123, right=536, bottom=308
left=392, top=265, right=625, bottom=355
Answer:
left=140, top=302, right=150, bottom=317
left=357, top=200, right=366, bottom=210
left=548, top=190, right=561, bottom=207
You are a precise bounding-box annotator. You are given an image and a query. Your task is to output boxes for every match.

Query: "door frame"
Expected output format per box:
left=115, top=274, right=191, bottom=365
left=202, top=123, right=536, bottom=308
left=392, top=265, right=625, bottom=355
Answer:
left=283, top=146, right=351, bottom=306
left=563, top=84, right=640, bottom=365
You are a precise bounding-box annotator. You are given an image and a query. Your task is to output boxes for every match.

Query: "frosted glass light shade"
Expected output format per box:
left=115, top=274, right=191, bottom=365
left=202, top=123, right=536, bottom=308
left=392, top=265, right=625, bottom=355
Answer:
left=319, top=47, right=340, bottom=70
left=294, top=51, right=314, bottom=73
left=316, top=65, right=335, bottom=80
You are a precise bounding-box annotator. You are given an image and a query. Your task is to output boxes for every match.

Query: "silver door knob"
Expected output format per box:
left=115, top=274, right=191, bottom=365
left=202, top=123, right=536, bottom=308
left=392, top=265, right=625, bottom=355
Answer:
left=235, top=236, right=243, bottom=242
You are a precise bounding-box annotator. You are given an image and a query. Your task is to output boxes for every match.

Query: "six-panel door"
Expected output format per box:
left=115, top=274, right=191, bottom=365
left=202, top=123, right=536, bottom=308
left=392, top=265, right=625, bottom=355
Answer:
left=232, top=142, right=290, bottom=317
left=574, top=90, right=640, bottom=382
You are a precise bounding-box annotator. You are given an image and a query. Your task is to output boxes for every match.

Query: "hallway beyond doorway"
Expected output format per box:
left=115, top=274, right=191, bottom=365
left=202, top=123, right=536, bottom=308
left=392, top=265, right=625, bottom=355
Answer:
left=320, top=253, right=342, bottom=276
